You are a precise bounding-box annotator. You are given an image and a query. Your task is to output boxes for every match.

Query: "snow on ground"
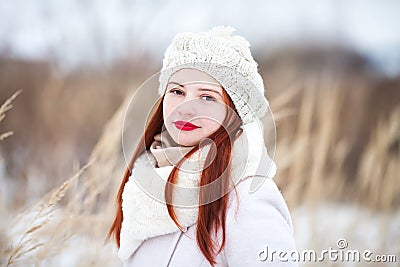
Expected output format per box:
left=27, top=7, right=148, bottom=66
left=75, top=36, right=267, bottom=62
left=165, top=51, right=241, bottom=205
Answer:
left=291, top=202, right=400, bottom=266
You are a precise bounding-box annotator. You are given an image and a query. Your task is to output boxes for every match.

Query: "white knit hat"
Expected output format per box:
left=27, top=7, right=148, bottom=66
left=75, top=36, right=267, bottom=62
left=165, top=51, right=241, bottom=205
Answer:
left=158, top=25, right=269, bottom=124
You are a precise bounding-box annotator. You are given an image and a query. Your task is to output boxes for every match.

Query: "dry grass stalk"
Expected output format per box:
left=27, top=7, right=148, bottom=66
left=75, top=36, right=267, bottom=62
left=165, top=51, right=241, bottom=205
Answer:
left=356, top=106, right=400, bottom=210
left=5, top=159, right=95, bottom=266
left=284, top=75, right=317, bottom=205
left=307, top=73, right=343, bottom=203
left=274, top=72, right=399, bottom=211
left=0, top=90, right=22, bottom=141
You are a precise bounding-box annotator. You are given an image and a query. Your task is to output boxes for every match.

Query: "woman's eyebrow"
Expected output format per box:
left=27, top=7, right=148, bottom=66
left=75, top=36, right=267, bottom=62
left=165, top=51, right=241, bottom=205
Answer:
left=198, top=88, right=222, bottom=97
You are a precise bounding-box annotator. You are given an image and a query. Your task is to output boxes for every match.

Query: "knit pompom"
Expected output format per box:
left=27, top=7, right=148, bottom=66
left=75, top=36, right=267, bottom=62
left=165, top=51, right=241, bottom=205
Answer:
left=209, top=25, right=236, bottom=37
left=209, top=25, right=251, bottom=48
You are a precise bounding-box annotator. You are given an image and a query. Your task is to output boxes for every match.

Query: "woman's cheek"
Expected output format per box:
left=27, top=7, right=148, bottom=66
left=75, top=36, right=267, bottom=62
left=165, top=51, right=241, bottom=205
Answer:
left=163, top=97, right=178, bottom=121
left=209, top=106, right=227, bottom=124
left=199, top=118, right=221, bottom=132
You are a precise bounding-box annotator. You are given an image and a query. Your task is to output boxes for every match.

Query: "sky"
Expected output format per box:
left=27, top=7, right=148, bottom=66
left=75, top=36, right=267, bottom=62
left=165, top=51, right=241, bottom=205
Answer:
left=0, top=0, right=399, bottom=76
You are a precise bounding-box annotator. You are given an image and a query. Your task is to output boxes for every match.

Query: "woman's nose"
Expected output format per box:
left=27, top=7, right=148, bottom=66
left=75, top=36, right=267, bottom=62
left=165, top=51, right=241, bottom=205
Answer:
left=176, top=98, right=197, bottom=117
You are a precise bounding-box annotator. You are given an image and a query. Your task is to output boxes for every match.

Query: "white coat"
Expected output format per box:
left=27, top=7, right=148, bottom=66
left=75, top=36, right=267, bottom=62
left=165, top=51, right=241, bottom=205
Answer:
left=123, top=178, right=297, bottom=267
left=120, top=121, right=298, bottom=266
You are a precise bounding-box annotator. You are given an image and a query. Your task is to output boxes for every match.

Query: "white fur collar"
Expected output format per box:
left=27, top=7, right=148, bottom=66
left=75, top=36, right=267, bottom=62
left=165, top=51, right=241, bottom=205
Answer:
left=118, top=119, right=276, bottom=261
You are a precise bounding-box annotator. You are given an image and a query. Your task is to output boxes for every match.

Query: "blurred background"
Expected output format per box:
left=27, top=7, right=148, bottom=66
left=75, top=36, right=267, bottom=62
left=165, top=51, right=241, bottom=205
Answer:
left=0, top=0, right=399, bottom=266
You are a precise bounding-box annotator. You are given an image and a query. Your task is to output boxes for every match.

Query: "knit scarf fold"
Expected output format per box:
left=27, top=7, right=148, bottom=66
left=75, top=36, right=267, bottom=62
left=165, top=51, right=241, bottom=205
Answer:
left=149, top=130, right=195, bottom=168
left=118, top=120, right=277, bottom=261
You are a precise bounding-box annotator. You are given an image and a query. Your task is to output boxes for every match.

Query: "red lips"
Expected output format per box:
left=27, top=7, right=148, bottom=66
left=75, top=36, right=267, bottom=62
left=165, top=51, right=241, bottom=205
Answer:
left=174, top=120, right=200, bottom=131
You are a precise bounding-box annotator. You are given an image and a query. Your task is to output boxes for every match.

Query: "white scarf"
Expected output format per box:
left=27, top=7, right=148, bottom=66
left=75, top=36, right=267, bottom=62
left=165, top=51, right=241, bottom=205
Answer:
left=118, top=120, right=277, bottom=261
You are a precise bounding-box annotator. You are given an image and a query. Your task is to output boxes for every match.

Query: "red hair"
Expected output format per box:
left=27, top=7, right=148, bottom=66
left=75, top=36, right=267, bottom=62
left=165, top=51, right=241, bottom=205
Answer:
left=108, top=88, right=242, bottom=266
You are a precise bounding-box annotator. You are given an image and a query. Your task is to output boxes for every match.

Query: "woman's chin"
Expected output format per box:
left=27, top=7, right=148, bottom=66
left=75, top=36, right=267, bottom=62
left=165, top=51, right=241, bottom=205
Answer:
left=176, top=140, right=199, bottom=147
left=170, top=131, right=200, bottom=147
left=173, top=135, right=200, bottom=147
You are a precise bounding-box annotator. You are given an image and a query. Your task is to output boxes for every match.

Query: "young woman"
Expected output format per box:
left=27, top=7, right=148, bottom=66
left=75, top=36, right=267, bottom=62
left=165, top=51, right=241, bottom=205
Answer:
left=108, top=26, right=298, bottom=266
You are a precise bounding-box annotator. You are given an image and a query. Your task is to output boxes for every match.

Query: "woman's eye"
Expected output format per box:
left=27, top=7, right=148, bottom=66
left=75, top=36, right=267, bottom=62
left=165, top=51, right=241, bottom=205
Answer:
left=201, top=95, right=216, bottom=102
left=170, top=89, right=184, bottom=95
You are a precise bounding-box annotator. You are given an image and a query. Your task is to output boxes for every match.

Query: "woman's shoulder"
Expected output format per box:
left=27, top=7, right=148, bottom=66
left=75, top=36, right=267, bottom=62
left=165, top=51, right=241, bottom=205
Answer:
left=221, top=178, right=297, bottom=265
left=226, top=177, right=294, bottom=238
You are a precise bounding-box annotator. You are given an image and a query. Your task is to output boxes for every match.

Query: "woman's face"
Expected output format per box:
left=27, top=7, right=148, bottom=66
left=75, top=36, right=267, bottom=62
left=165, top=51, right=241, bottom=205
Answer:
left=163, top=69, right=227, bottom=146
